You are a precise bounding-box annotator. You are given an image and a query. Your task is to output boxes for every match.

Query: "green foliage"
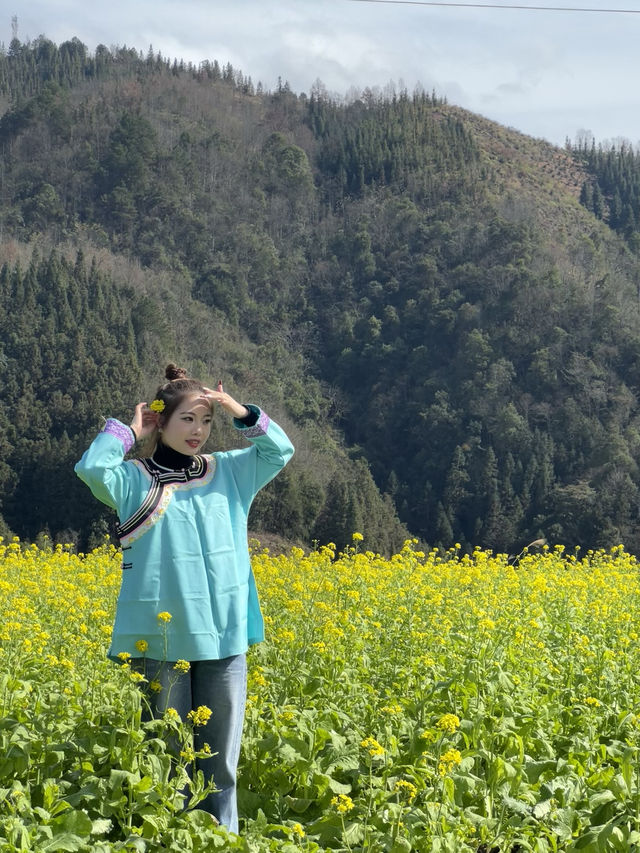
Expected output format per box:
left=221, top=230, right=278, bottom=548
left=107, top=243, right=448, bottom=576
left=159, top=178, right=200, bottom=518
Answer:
left=2, top=37, right=640, bottom=553
left=0, top=251, right=143, bottom=543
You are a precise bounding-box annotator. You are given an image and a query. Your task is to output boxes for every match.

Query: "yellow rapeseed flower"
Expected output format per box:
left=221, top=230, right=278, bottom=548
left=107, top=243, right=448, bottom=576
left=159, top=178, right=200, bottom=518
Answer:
left=360, top=736, right=385, bottom=757
left=436, top=713, right=461, bottom=733
left=331, top=794, right=355, bottom=814
left=188, top=705, right=213, bottom=726
left=438, top=748, right=462, bottom=776
left=394, top=779, right=418, bottom=802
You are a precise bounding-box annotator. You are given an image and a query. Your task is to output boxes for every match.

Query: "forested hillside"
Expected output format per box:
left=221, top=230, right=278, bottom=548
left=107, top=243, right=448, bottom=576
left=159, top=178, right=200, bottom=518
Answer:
left=2, top=35, right=640, bottom=554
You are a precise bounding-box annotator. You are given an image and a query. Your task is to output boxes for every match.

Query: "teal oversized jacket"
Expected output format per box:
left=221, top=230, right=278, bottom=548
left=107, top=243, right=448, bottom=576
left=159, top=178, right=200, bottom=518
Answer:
left=75, top=407, right=294, bottom=661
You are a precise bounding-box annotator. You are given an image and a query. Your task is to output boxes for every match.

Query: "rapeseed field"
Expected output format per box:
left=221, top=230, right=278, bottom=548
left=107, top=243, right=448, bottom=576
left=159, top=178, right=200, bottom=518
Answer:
left=1, top=535, right=640, bottom=851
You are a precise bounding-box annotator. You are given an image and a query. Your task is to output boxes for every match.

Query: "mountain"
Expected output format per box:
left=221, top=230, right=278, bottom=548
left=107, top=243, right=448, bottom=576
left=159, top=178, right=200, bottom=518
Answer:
left=2, top=36, right=640, bottom=554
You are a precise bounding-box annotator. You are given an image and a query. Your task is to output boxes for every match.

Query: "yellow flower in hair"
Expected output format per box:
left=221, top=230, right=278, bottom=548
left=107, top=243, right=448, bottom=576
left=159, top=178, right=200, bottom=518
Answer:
left=149, top=399, right=165, bottom=413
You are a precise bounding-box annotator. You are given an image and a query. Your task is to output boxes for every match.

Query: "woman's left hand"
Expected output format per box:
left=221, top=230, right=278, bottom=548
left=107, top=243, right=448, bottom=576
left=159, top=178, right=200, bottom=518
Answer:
left=201, top=382, right=249, bottom=419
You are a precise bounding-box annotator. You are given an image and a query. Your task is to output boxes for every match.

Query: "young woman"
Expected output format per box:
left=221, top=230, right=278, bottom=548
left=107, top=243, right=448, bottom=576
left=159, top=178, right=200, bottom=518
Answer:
left=75, top=364, right=294, bottom=833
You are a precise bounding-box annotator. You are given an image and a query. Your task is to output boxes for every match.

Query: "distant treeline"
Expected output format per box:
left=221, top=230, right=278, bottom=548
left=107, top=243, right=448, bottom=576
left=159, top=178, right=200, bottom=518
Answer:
left=573, top=138, right=640, bottom=253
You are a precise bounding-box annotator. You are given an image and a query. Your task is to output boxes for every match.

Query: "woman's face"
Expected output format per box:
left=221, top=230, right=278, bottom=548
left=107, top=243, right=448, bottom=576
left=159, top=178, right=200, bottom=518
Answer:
left=160, top=392, right=213, bottom=455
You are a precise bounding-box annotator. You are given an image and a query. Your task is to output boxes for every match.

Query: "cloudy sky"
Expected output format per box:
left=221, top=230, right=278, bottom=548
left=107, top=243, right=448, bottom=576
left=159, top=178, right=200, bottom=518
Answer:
left=5, top=0, right=640, bottom=148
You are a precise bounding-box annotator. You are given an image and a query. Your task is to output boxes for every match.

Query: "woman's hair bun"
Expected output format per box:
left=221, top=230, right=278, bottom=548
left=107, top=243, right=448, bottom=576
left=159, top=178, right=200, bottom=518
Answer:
left=165, top=363, right=188, bottom=381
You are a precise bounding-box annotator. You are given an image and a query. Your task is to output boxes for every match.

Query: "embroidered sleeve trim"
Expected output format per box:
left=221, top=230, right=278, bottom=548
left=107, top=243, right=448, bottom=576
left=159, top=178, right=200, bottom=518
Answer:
left=243, top=410, right=271, bottom=438
left=103, top=419, right=135, bottom=453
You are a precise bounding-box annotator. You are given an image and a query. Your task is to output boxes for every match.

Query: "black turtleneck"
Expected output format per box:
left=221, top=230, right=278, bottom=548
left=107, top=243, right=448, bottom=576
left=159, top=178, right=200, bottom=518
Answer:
left=152, top=442, right=196, bottom=471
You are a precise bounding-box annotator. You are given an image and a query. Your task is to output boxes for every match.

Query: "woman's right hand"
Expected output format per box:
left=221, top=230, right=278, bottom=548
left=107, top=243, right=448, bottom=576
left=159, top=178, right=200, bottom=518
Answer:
left=130, top=402, right=160, bottom=440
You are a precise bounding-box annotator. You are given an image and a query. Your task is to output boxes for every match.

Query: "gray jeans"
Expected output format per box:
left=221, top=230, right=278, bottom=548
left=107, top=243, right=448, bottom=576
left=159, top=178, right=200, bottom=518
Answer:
left=131, top=654, right=247, bottom=834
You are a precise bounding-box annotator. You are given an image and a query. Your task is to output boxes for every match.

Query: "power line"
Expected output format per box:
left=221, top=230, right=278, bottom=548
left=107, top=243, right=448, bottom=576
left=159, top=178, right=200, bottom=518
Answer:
left=348, top=0, right=640, bottom=13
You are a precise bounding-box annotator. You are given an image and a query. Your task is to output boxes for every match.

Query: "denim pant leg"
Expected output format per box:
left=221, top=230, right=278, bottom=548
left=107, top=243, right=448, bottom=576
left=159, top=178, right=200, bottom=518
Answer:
left=191, top=655, right=247, bottom=835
